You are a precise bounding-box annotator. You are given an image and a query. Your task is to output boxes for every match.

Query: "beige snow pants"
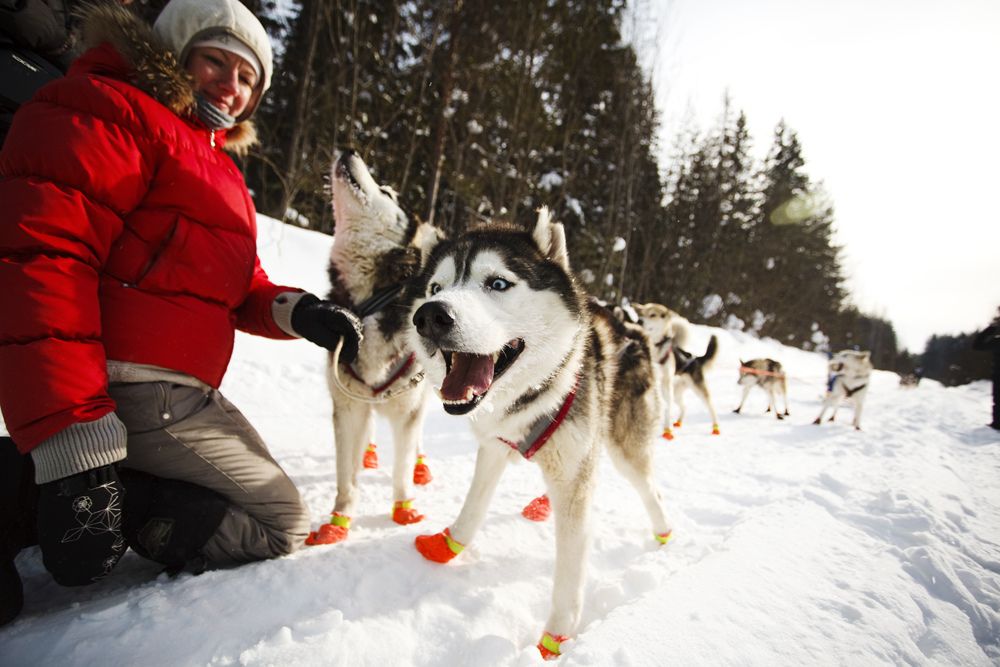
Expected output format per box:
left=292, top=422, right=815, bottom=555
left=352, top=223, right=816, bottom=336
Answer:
left=108, top=381, right=310, bottom=564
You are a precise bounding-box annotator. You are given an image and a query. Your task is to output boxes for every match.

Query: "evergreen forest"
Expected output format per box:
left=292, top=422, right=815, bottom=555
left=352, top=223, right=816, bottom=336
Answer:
left=238, top=0, right=993, bottom=385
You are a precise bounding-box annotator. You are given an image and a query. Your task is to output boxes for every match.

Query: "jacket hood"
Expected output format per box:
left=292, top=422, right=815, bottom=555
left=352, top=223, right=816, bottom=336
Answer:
left=76, top=2, right=258, bottom=154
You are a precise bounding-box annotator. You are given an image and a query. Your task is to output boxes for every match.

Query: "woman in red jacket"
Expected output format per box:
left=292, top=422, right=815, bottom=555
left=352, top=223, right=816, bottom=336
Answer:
left=0, top=0, right=361, bottom=623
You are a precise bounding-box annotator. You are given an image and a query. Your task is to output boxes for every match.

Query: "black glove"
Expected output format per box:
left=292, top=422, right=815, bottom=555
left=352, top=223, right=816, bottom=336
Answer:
left=36, top=464, right=126, bottom=586
left=291, top=294, right=363, bottom=363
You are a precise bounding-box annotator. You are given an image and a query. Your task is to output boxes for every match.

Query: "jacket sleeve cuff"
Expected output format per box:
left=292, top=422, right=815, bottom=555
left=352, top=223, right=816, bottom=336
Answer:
left=30, top=412, right=128, bottom=484
left=272, top=290, right=311, bottom=338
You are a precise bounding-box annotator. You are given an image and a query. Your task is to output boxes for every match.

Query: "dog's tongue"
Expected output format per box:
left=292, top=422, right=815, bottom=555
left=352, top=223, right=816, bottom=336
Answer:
left=441, top=353, right=495, bottom=401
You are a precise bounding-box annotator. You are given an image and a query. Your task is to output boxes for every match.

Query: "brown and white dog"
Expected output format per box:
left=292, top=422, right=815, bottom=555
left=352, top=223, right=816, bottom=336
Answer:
left=734, top=358, right=790, bottom=419
left=813, top=350, right=873, bottom=431
left=633, top=303, right=720, bottom=437
left=305, top=150, right=443, bottom=545
left=407, top=210, right=674, bottom=659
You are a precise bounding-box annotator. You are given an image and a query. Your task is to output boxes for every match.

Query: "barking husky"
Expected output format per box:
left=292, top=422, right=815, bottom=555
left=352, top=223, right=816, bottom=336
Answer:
left=306, top=150, right=442, bottom=545
left=813, top=349, right=872, bottom=431
left=633, top=303, right=720, bottom=437
left=734, top=358, right=790, bottom=419
left=407, top=210, right=674, bottom=659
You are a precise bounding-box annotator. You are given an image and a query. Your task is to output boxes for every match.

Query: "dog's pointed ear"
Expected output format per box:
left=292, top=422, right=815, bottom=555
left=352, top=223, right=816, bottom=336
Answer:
left=411, top=222, right=445, bottom=268
left=532, top=206, right=570, bottom=270
left=861, top=351, right=871, bottom=361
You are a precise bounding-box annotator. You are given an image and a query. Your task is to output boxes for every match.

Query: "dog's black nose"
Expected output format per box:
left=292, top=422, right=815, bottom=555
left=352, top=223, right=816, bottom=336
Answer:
left=413, top=301, right=455, bottom=340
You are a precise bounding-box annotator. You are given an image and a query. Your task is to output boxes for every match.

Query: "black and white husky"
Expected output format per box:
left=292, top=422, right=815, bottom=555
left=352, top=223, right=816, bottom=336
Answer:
left=407, top=210, right=674, bottom=659
left=734, top=358, right=790, bottom=419
left=633, top=302, right=721, bottom=437
left=813, top=349, right=872, bottom=431
left=306, top=150, right=442, bottom=545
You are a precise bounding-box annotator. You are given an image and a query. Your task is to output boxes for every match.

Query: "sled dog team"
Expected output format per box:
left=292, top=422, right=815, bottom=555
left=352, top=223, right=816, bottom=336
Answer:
left=315, top=151, right=873, bottom=659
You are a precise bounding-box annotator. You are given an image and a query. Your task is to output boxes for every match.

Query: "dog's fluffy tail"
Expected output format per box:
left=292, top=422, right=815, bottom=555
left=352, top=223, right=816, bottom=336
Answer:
left=700, top=335, right=719, bottom=370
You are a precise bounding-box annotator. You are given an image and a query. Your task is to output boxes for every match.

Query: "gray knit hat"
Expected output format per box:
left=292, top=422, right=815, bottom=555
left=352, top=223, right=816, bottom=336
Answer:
left=153, top=0, right=273, bottom=119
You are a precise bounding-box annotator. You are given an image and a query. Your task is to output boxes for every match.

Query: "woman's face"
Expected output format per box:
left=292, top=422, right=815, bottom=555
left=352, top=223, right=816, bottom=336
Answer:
left=186, top=46, right=258, bottom=119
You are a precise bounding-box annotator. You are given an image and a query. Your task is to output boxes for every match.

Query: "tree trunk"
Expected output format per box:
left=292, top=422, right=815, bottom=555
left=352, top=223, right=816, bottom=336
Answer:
left=276, top=0, right=323, bottom=222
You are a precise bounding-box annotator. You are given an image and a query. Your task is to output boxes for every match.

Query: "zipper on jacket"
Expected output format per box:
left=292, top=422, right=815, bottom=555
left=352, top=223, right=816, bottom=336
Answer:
left=210, top=129, right=216, bottom=149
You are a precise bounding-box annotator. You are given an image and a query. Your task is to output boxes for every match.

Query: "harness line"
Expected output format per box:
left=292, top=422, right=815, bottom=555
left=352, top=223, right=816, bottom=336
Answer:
left=739, top=365, right=786, bottom=379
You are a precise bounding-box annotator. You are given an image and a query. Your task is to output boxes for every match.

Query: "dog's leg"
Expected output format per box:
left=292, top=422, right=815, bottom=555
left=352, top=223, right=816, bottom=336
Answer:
left=387, top=400, right=426, bottom=525
left=332, top=400, right=372, bottom=520
left=813, top=401, right=827, bottom=424
left=673, top=379, right=686, bottom=428
left=767, top=387, right=782, bottom=420
left=305, top=396, right=373, bottom=544
left=734, top=384, right=752, bottom=414
left=693, top=382, right=720, bottom=435
left=781, top=378, right=790, bottom=416
left=662, top=360, right=676, bottom=437
left=605, top=443, right=673, bottom=539
left=537, top=460, right=598, bottom=657
left=852, top=391, right=865, bottom=430
left=415, top=443, right=513, bottom=563
left=450, top=443, right=513, bottom=542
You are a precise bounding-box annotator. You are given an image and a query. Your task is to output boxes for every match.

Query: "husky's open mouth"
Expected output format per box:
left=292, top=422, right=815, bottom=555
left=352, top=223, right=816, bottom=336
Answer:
left=334, top=152, right=365, bottom=196
left=438, top=339, right=525, bottom=415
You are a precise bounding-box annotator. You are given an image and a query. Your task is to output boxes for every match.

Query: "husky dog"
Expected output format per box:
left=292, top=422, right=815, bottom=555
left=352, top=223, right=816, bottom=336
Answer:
left=408, top=210, right=674, bottom=659
left=734, top=358, right=790, bottom=419
left=306, top=150, right=442, bottom=546
left=633, top=303, right=720, bottom=437
left=813, top=349, right=873, bottom=431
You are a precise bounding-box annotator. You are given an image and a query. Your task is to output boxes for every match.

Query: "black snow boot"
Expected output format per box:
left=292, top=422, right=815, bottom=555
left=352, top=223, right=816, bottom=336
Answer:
left=118, top=469, right=229, bottom=574
left=1, top=436, right=37, bottom=626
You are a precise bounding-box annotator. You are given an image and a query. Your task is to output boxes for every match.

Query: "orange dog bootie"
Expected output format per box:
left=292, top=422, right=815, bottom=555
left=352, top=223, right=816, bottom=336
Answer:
left=363, top=443, right=378, bottom=469
left=413, top=454, right=433, bottom=485
left=521, top=494, right=551, bottom=522
left=537, top=631, right=570, bottom=660
left=392, top=499, right=424, bottom=525
left=305, top=513, right=351, bottom=545
left=414, top=527, right=463, bottom=563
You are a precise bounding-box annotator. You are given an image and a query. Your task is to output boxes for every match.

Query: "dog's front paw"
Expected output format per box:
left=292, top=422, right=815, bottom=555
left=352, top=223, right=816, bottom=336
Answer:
left=415, top=527, right=463, bottom=563
left=392, top=499, right=424, bottom=525
left=661, top=427, right=674, bottom=440
left=537, top=631, right=570, bottom=660
left=305, top=514, right=351, bottom=545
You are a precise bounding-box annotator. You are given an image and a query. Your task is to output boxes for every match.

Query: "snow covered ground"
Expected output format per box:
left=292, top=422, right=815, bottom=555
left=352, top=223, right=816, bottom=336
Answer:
left=2, top=217, right=999, bottom=666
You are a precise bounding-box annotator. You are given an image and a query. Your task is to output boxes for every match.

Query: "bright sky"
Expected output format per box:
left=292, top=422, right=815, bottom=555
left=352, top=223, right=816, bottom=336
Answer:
left=640, top=0, right=1000, bottom=351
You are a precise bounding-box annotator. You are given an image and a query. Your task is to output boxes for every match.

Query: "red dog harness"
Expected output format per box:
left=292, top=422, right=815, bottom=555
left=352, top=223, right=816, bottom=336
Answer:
left=498, top=377, right=579, bottom=460
left=344, top=354, right=417, bottom=395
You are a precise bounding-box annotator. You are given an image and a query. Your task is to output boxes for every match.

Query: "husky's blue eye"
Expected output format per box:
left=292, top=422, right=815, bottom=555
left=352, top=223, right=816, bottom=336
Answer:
left=429, top=283, right=441, bottom=295
left=487, top=277, right=512, bottom=291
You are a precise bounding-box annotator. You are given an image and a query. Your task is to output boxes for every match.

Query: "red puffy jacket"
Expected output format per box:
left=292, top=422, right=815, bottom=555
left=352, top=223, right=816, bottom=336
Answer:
left=0, top=8, right=297, bottom=452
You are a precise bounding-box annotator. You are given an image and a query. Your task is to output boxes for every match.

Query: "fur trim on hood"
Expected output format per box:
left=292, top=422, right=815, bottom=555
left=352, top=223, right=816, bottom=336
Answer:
left=76, top=2, right=258, bottom=154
